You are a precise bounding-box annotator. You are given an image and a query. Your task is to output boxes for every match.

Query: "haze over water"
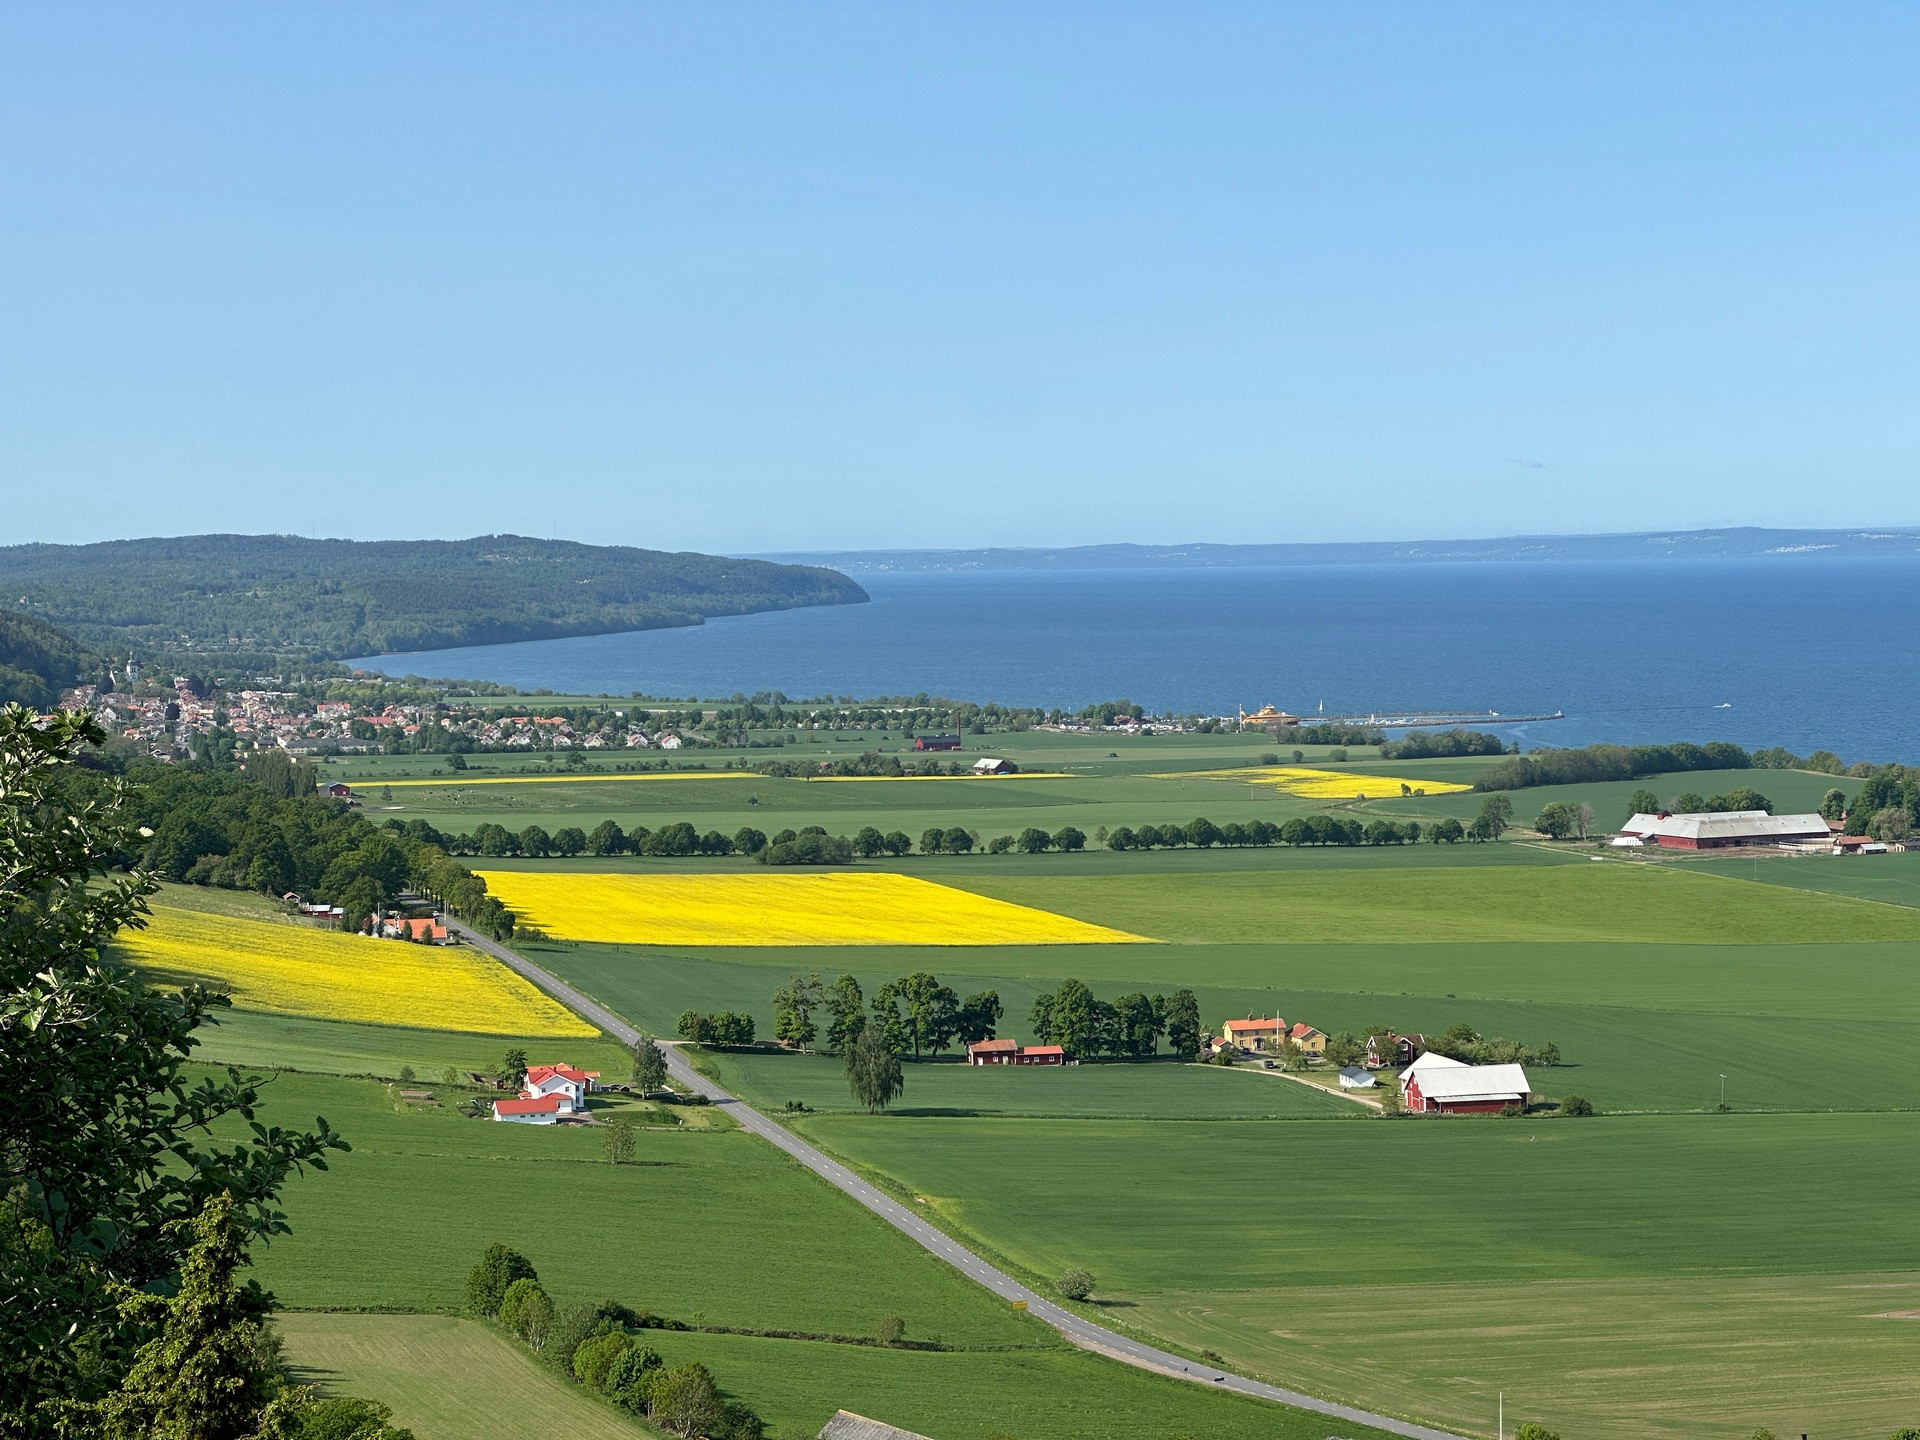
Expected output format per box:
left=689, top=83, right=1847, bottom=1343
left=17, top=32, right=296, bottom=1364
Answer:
left=358, top=557, right=1920, bottom=763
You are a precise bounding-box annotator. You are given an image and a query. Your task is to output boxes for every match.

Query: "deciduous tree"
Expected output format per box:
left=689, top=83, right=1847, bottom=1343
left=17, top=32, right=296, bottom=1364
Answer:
left=846, top=1025, right=905, bottom=1113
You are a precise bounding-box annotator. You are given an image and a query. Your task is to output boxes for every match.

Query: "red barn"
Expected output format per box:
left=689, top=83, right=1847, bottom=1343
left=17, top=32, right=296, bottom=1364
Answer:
left=1401, top=1053, right=1531, bottom=1115
left=966, top=1039, right=1065, bottom=1066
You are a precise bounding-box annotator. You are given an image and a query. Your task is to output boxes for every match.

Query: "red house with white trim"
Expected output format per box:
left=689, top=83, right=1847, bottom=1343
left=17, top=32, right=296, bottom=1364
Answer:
left=966, top=1039, right=1066, bottom=1066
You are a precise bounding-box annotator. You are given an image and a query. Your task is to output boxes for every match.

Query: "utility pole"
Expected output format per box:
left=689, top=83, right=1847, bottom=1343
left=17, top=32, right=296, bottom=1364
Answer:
left=1720, top=1073, right=1727, bottom=1110
left=1497, top=1391, right=1503, bottom=1440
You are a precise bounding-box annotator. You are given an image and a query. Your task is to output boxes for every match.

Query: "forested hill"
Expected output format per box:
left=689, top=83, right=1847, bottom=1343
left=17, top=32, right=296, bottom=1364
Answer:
left=0, top=534, right=868, bottom=662
left=0, top=612, right=108, bottom=707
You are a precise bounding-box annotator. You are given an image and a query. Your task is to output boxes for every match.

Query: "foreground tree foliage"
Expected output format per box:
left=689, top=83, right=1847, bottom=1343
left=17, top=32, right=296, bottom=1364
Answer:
left=0, top=705, right=348, bottom=1435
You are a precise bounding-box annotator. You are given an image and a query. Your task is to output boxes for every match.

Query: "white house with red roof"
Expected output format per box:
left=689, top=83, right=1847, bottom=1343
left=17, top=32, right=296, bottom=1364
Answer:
left=491, top=1062, right=601, bottom=1123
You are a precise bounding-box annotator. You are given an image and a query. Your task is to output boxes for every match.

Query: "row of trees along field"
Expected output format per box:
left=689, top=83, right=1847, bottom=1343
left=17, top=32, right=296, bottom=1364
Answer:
left=125, top=749, right=517, bottom=936
left=1469, top=737, right=1876, bottom=792
left=464, top=1244, right=765, bottom=1440
left=0, top=704, right=418, bottom=1437
left=683, top=973, right=1205, bottom=1064
left=682, top=973, right=1204, bottom=1063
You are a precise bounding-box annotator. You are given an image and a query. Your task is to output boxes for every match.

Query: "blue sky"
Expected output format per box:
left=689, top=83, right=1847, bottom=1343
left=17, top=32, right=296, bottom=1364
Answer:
left=2, top=3, right=1916, bottom=553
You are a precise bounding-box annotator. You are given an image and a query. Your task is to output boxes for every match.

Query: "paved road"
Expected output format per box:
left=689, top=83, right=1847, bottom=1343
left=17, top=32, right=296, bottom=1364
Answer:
left=452, top=919, right=1465, bottom=1440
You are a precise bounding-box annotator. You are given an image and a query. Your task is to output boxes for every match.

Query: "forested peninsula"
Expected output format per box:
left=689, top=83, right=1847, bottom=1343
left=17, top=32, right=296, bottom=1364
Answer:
left=0, top=534, right=868, bottom=665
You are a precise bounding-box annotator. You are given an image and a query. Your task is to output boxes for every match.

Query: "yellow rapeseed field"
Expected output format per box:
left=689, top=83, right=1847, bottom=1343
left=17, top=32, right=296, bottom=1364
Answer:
left=1151, top=766, right=1473, bottom=799
left=477, top=870, right=1150, bottom=946
left=116, top=905, right=597, bottom=1037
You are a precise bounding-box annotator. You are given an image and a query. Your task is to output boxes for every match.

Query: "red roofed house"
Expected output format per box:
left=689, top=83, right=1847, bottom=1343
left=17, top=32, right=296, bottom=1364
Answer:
left=524, top=1064, right=600, bottom=1110
left=1288, top=1022, right=1327, bottom=1056
left=492, top=1094, right=564, bottom=1125
left=965, top=1039, right=1066, bottom=1066
left=402, top=916, right=449, bottom=944
left=967, top=1038, right=1021, bottom=1065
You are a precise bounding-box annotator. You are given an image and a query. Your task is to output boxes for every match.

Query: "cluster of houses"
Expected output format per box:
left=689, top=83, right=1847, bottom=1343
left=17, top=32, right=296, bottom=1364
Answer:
left=492, top=1063, right=601, bottom=1124
left=282, top=892, right=447, bottom=942
left=1214, top=1017, right=1535, bottom=1114
left=1613, top=809, right=1897, bottom=856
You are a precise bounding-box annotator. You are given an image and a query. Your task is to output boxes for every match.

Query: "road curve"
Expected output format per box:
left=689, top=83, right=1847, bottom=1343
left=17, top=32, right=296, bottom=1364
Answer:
left=451, top=919, right=1465, bottom=1440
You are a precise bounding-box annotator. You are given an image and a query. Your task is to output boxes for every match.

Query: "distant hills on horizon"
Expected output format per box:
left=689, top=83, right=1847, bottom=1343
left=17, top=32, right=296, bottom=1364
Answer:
left=760, top=525, right=1920, bottom=573
left=0, top=534, right=867, bottom=668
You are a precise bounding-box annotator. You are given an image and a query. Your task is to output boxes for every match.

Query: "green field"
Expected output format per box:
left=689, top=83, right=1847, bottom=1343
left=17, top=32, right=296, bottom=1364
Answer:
left=776, top=1111, right=1920, bottom=1440
left=949, top=862, right=1920, bottom=944
left=249, top=1068, right=1400, bottom=1440
left=281, top=1311, right=1379, bottom=1440
left=280, top=1313, right=647, bottom=1440
left=154, top=738, right=1920, bottom=1438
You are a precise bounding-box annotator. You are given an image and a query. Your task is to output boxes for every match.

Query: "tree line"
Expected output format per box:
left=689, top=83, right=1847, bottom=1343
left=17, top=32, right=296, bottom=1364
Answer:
left=1029, top=980, right=1203, bottom=1060
left=1473, top=739, right=1757, bottom=792
left=465, top=1243, right=764, bottom=1440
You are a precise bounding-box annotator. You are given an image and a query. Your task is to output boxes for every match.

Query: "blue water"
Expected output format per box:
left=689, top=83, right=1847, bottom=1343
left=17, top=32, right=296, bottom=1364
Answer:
left=355, top=556, right=1920, bottom=761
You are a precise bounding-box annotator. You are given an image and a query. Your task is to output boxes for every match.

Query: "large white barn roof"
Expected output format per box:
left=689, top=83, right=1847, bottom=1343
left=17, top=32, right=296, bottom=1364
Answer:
left=1621, top=811, right=1829, bottom=843
left=1407, top=1059, right=1532, bottom=1103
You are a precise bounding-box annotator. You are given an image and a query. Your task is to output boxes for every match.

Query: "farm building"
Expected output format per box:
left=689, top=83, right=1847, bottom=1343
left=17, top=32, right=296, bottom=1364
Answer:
left=492, top=1095, right=564, bottom=1125
left=966, top=1038, right=1065, bottom=1066
left=1833, top=834, right=1892, bottom=855
left=971, top=757, right=1019, bottom=775
left=1401, top=1052, right=1532, bottom=1114
left=1337, top=1066, right=1377, bottom=1089
left=817, top=1412, right=934, bottom=1440
left=324, top=782, right=353, bottom=799
left=1617, top=810, right=1832, bottom=850
left=1220, top=1017, right=1285, bottom=1051
left=913, top=734, right=963, bottom=751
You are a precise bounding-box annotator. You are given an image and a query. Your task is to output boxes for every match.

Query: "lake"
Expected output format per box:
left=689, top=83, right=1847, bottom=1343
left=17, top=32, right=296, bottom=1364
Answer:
left=354, top=556, right=1920, bottom=761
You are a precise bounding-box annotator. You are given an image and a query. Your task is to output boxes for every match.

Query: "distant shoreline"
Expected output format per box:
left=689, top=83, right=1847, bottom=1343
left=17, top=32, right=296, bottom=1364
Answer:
left=753, top=525, right=1920, bottom=573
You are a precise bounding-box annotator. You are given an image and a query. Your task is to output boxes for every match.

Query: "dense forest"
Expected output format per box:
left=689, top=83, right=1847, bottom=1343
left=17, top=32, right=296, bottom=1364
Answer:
left=0, top=612, right=109, bottom=707
left=0, top=533, right=868, bottom=663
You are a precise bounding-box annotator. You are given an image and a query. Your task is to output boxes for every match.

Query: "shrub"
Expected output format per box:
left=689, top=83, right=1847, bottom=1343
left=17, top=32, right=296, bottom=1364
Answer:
left=713, top=1402, right=768, bottom=1440
left=605, top=1345, right=665, bottom=1412
left=1058, top=1268, right=1095, bottom=1301
left=648, top=1361, right=723, bottom=1438
left=465, top=1244, right=537, bottom=1316
left=1514, top=1426, right=1560, bottom=1440
left=573, top=1328, right=633, bottom=1388
left=288, top=1397, right=415, bottom=1440
left=1560, top=1095, right=1595, bottom=1117
left=498, top=1277, right=553, bottom=1348
left=874, top=1314, right=906, bottom=1345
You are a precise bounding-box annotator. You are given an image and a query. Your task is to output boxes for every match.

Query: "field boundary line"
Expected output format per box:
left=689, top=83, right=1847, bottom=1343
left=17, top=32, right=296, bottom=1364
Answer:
left=447, top=917, right=1468, bottom=1440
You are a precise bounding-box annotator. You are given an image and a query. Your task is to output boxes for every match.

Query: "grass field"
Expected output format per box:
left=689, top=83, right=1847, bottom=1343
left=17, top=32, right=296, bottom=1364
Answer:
left=116, top=902, right=597, bottom=1036
left=281, top=1312, right=1393, bottom=1440
left=187, top=1005, right=633, bottom=1082
left=188, top=737, right=1917, bottom=1437
left=785, top=1110, right=1920, bottom=1439
left=279, top=1313, right=647, bottom=1440
left=950, top=862, right=1920, bottom=944
left=249, top=1071, right=1403, bottom=1440
left=479, top=870, right=1150, bottom=946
